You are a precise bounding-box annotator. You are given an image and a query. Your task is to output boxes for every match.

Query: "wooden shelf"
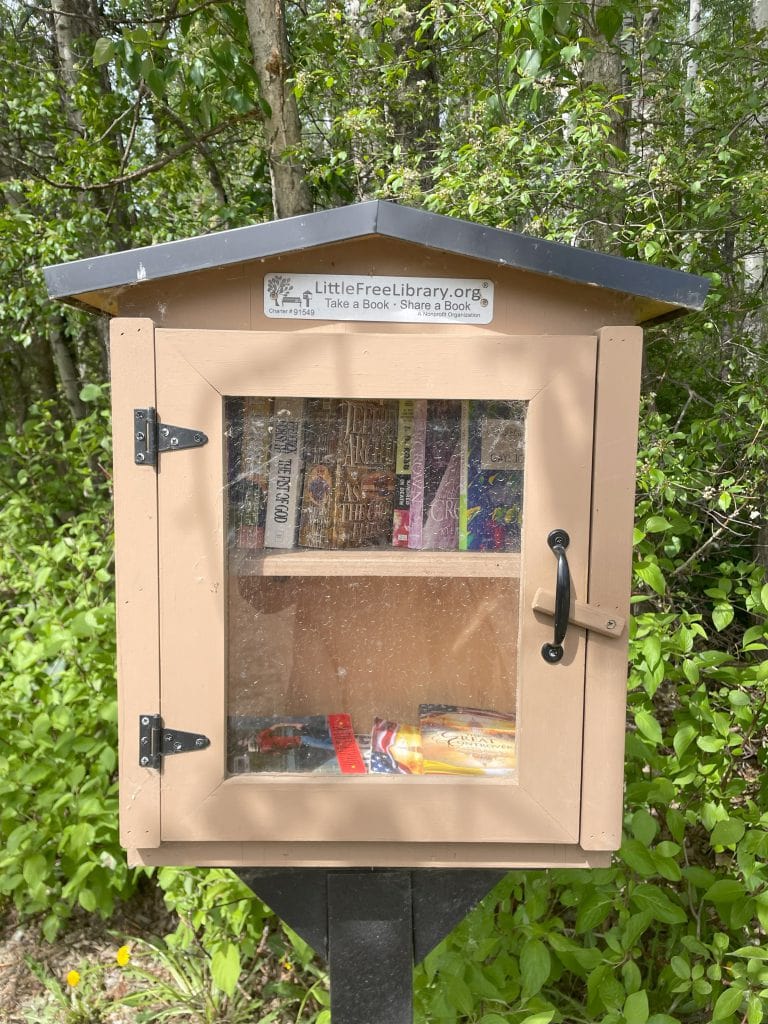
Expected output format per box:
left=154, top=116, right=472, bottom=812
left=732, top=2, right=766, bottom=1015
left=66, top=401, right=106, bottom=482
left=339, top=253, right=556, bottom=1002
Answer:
left=230, top=549, right=521, bottom=579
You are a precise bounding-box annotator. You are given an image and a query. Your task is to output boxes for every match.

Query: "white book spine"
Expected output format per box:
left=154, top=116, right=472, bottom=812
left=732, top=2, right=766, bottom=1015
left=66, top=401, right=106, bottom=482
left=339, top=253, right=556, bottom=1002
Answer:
left=264, top=398, right=305, bottom=548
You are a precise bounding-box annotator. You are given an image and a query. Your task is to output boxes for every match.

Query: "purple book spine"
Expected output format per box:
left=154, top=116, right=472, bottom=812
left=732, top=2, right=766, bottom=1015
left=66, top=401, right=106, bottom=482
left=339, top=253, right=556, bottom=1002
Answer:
left=406, top=400, right=427, bottom=550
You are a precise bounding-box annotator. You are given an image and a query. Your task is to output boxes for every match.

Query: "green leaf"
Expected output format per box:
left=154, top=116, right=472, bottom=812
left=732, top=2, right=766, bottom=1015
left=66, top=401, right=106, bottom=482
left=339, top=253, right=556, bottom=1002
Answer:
left=704, top=880, right=746, bottom=904
left=624, top=989, right=649, bottom=1024
left=712, top=987, right=744, bottom=1021
left=518, top=49, right=542, bottom=77
left=520, top=1014, right=555, bottom=1024
left=642, top=636, right=662, bottom=668
left=93, top=37, right=116, bottom=66
left=712, top=602, right=734, bottom=631
left=636, top=562, right=666, bottom=595
left=710, top=818, right=746, bottom=847
left=79, top=383, right=102, bottom=401
left=670, top=955, right=690, bottom=979
left=620, top=839, right=656, bottom=876
left=630, top=885, right=687, bottom=924
left=645, top=516, right=672, bottom=532
left=634, top=709, right=663, bottom=745
left=673, top=724, right=696, bottom=758
left=23, top=853, right=47, bottom=888
left=631, top=809, right=658, bottom=845
left=596, top=5, right=623, bottom=41
left=520, top=938, right=551, bottom=998
left=211, top=943, right=241, bottom=997
left=760, top=583, right=768, bottom=612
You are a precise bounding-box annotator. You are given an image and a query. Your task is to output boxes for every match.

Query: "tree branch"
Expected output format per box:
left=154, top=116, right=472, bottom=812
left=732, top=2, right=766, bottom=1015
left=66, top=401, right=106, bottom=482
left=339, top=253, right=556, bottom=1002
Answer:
left=5, top=110, right=260, bottom=193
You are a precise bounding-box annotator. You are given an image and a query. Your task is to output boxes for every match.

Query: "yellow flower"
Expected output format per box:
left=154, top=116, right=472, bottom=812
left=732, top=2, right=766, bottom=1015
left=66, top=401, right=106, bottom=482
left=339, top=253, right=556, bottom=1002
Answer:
left=116, top=945, right=131, bottom=967
left=66, top=970, right=80, bottom=988
left=279, top=957, right=294, bottom=972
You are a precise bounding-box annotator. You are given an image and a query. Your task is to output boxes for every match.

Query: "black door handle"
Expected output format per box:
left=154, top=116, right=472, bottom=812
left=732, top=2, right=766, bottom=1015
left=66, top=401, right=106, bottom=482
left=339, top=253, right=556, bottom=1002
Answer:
left=542, top=529, right=570, bottom=663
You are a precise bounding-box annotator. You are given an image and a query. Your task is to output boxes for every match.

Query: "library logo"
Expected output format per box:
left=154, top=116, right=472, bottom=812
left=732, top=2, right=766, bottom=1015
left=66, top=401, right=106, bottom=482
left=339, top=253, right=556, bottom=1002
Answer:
left=264, top=273, right=494, bottom=325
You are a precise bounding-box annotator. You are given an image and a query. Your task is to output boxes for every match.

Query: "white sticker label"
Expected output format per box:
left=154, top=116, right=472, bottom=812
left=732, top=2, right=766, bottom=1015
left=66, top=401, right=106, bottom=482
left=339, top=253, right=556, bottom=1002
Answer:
left=264, top=273, right=493, bottom=324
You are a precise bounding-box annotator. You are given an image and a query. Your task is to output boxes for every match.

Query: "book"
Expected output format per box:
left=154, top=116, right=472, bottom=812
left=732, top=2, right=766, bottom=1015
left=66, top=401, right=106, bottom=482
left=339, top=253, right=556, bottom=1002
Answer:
left=370, top=718, right=423, bottom=774
left=235, top=397, right=272, bottom=549
left=227, top=714, right=367, bottom=774
left=225, top=397, right=244, bottom=548
left=459, top=400, right=525, bottom=552
left=406, top=400, right=427, bottom=549
left=419, top=704, right=517, bottom=776
left=392, top=400, right=416, bottom=547
left=264, top=398, right=305, bottom=548
left=298, top=399, right=342, bottom=548
left=408, top=401, right=460, bottom=550
left=298, top=399, right=397, bottom=549
left=422, top=400, right=461, bottom=550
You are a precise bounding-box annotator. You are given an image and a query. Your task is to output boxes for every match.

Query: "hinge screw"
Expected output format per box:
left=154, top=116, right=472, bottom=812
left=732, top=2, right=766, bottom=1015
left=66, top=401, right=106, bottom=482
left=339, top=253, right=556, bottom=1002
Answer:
left=606, top=619, right=617, bottom=630
left=161, top=426, right=170, bottom=437
left=195, top=737, right=206, bottom=747
left=170, top=436, right=179, bottom=446
left=141, top=717, right=150, bottom=725
left=136, top=452, right=145, bottom=463
left=140, top=756, right=150, bottom=766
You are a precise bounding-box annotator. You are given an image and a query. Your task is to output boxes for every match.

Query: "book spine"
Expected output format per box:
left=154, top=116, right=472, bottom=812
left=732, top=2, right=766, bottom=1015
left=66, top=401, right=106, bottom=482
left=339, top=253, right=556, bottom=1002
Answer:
left=225, top=397, right=244, bottom=549
left=460, top=400, right=525, bottom=552
left=264, top=398, right=305, bottom=548
left=328, top=714, right=367, bottom=774
left=421, top=400, right=461, bottom=550
left=406, top=400, right=427, bottom=549
left=237, top=397, right=272, bottom=549
left=331, top=400, right=398, bottom=549
left=392, top=399, right=416, bottom=547
left=298, top=399, right=341, bottom=549
left=458, top=400, right=470, bottom=551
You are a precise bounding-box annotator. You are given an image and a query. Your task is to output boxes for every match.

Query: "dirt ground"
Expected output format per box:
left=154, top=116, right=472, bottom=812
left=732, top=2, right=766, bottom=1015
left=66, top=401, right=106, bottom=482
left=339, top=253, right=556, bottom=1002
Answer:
left=0, top=885, right=176, bottom=1023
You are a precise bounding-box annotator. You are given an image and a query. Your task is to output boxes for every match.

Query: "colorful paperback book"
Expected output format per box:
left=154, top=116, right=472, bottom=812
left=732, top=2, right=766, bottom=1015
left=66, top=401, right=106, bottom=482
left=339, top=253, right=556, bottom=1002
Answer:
left=408, top=401, right=460, bottom=549
left=419, top=704, right=517, bottom=776
left=298, top=398, right=342, bottom=548
left=264, top=398, right=305, bottom=548
left=422, top=400, right=461, bottom=550
left=227, top=714, right=367, bottom=774
left=298, top=399, right=397, bottom=550
left=235, top=397, right=272, bottom=549
left=392, top=400, right=416, bottom=547
left=459, top=400, right=525, bottom=552
left=406, top=400, right=428, bottom=549
left=370, top=718, right=423, bottom=774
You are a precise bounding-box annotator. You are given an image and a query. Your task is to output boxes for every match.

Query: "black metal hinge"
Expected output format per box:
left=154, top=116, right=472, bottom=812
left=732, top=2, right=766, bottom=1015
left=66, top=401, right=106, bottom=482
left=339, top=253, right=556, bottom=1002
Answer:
left=134, top=407, right=208, bottom=466
left=139, top=714, right=211, bottom=769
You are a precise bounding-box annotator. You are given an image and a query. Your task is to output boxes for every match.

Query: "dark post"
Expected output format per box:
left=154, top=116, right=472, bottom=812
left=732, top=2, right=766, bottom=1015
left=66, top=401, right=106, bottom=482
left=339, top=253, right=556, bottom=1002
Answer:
left=236, top=867, right=508, bottom=1024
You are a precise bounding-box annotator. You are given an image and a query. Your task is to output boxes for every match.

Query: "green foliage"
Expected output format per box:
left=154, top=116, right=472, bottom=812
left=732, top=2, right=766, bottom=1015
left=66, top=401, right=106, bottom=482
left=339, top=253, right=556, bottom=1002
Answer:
left=0, top=396, right=139, bottom=938
left=2, top=2, right=768, bottom=1022
left=153, top=867, right=328, bottom=1021
left=413, top=384, right=768, bottom=1024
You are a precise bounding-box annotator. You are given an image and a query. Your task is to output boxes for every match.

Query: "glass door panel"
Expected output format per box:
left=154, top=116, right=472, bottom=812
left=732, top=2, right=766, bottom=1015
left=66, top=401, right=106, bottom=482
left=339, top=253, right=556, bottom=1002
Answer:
left=224, top=397, right=525, bottom=778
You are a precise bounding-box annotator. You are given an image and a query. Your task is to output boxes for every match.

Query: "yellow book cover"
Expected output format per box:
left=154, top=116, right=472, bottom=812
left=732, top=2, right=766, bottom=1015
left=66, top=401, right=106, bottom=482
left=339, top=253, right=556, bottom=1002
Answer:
left=419, top=704, right=516, bottom=776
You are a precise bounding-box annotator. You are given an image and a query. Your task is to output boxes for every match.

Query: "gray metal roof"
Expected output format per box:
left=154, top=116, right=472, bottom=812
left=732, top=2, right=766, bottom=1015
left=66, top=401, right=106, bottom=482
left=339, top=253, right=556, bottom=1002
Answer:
left=43, top=200, right=709, bottom=322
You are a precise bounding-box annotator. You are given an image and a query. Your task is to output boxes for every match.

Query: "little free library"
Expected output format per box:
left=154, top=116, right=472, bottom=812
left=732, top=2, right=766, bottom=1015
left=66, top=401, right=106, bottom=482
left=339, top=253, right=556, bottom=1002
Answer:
left=44, top=200, right=709, bottom=872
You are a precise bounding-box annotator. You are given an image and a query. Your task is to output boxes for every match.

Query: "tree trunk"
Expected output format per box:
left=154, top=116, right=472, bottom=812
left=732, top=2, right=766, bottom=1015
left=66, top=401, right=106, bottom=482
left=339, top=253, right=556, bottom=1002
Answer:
left=582, top=0, right=628, bottom=154
left=388, top=2, right=440, bottom=187
left=243, top=0, right=313, bottom=219
left=50, top=315, right=87, bottom=421
left=685, top=0, right=702, bottom=136
left=49, top=0, right=87, bottom=135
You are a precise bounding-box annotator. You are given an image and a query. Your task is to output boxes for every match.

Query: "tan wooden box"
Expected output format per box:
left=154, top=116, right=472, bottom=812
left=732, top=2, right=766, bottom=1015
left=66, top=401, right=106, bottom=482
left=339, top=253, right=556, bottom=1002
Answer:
left=44, top=202, right=708, bottom=870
